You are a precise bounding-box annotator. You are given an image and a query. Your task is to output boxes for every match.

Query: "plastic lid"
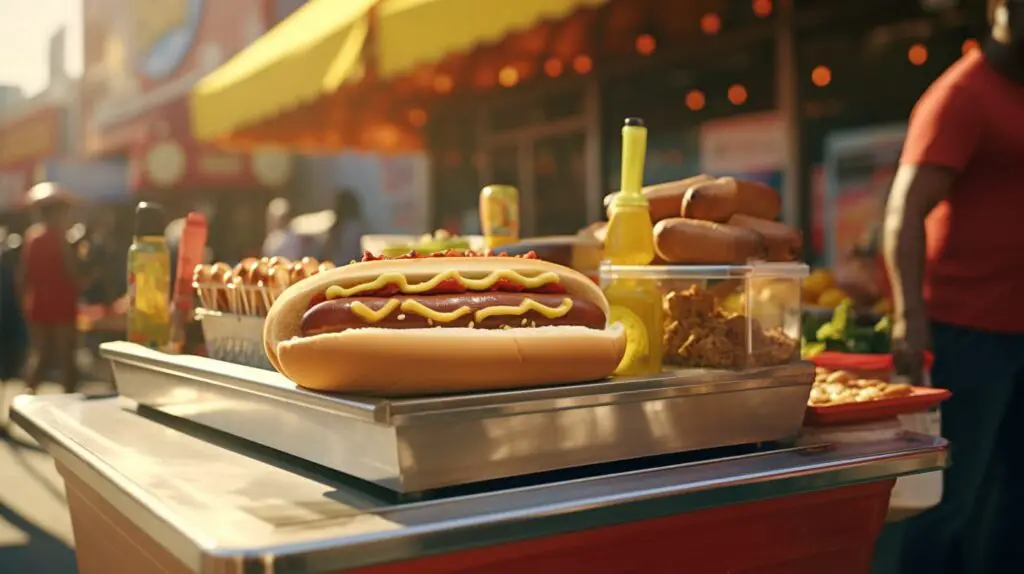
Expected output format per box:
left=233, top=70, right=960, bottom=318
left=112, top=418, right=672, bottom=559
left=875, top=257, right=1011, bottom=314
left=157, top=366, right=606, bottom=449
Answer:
left=135, top=201, right=166, bottom=237
left=600, top=262, right=810, bottom=281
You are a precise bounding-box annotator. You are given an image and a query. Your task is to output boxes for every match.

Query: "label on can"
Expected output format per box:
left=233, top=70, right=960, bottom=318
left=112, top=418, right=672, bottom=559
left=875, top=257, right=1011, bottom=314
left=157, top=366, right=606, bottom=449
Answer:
left=480, top=185, right=520, bottom=246
left=127, top=250, right=171, bottom=348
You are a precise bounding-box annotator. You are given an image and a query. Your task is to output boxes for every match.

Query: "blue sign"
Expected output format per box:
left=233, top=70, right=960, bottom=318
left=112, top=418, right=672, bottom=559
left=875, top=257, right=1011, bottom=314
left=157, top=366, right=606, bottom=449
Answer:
left=139, top=0, right=205, bottom=80
left=43, top=160, right=130, bottom=203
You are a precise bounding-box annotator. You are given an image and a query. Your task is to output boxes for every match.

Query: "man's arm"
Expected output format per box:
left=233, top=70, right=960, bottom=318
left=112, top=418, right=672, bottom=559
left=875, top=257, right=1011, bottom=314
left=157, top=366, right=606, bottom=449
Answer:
left=887, top=79, right=980, bottom=325
left=882, top=165, right=953, bottom=338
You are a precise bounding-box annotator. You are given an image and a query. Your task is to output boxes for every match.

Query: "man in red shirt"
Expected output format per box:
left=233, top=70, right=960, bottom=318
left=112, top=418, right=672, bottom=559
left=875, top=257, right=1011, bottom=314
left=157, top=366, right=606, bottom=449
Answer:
left=877, top=1, right=1024, bottom=572
left=17, top=185, right=81, bottom=394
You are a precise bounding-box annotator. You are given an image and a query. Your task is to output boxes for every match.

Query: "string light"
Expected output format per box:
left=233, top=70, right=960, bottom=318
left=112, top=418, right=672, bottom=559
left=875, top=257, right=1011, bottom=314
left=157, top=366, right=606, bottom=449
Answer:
left=700, top=13, right=721, bottom=35
left=728, top=84, right=748, bottom=106
left=573, top=55, right=593, bottom=74
left=544, top=58, right=564, bottom=77
left=407, top=108, right=428, bottom=127
left=432, top=74, right=453, bottom=94
left=635, top=34, right=656, bottom=56
left=908, top=44, right=928, bottom=66
left=685, top=90, right=706, bottom=111
left=811, top=65, right=832, bottom=87
left=498, top=65, right=520, bottom=87
left=752, top=0, right=773, bottom=17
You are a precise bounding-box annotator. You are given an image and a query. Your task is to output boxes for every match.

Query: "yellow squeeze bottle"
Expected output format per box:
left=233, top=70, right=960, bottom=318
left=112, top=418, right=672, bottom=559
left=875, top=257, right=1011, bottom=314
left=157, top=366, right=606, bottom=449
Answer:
left=603, top=117, right=664, bottom=376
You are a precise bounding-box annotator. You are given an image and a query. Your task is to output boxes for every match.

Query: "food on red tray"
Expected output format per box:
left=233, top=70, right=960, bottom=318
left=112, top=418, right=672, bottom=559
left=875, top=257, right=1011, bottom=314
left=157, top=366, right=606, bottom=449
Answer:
left=653, top=217, right=766, bottom=264
left=727, top=214, right=803, bottom=262
left=263, top=251, right=626, bottom=395
left=681, top=177, right=781, bottom=222
left=808, top=367, right=913, bottom=406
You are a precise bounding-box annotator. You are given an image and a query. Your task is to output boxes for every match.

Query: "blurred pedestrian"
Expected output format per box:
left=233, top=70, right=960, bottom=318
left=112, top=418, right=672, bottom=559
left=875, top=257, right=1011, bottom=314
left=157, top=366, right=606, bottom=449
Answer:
left=0, top=231, right=27, bottom=382
left=876, top=1, right=1024, bottom=572
left=262, top=197, right=302, bottom=260
left=323, top=189, right=365, bottom=264
left=17, top=183, right=83, bottom=394
left=80, top=208, right=119, bottom=308
left=80, top=209, right=123, bottom=370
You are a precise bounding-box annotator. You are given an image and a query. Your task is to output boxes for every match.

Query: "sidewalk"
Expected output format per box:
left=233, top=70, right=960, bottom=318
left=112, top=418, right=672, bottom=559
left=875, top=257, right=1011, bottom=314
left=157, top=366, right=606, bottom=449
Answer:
left=0, top=380, right=113, bottom=574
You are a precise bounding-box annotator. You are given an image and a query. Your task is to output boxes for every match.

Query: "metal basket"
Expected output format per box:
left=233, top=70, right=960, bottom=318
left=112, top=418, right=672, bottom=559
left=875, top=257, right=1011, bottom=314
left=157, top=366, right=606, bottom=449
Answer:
left=195, top=308, right=272, bottom=370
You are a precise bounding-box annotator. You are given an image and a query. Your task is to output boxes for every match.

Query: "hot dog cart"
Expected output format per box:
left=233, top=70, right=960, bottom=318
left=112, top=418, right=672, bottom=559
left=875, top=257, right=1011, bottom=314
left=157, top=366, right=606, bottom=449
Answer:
left=10, top=342, right=947, bottom=574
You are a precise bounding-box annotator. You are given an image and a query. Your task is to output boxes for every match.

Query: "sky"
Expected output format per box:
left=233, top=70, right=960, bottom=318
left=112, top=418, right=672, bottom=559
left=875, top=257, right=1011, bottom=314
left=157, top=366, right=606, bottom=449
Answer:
left=0, top=0, right=84, bottom=96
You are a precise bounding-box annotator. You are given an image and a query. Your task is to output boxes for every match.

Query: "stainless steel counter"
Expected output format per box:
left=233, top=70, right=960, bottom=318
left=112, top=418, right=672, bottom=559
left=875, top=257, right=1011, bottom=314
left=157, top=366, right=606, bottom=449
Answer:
left=12, top=394, right=947, bottom=574
left=102, top=341, right=816, bottom=492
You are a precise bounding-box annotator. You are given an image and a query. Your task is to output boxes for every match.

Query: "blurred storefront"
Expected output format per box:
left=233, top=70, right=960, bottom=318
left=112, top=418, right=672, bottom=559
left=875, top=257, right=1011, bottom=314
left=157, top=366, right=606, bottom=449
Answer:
left=80, top=0, right=296, bottom=258
left=0, top=106, right=64, bottom=228
left=796, top=0, right=987, bottom=263
left=190, top=0, right=987, bottom=245
left=427, top=0, right=789, bottom=235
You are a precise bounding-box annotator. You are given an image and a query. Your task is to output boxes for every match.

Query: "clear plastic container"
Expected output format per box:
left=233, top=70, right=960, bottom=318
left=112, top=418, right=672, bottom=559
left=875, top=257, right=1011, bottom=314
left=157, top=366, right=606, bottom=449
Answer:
left=600, top=262, right=809, bottom=370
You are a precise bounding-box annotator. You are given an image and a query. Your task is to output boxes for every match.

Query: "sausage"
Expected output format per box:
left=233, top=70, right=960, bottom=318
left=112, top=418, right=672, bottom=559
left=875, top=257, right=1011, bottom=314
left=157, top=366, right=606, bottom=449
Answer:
left=605, top=174, right=714, bottom=223
left=301, top=293, right=605, bottom=336
left=727, top=214, right=802, bottom=262
left=680, top=177, right=782, bottom=222
left=653, top=217, right=766, bottom=264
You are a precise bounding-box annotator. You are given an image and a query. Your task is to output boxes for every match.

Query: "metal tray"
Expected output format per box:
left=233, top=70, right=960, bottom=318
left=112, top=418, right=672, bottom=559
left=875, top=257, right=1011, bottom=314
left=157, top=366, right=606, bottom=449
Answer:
left=101, top=341, right=814, bottom=493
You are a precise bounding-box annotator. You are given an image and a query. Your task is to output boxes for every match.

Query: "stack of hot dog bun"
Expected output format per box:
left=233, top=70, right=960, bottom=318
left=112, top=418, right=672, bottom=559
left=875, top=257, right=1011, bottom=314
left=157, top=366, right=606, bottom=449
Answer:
left=602, top=174, right=802, bottom=265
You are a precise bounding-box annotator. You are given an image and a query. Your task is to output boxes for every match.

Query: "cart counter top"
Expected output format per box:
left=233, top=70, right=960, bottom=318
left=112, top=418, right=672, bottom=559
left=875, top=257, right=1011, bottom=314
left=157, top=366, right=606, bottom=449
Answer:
left=12, top=394, right=947, bottom=574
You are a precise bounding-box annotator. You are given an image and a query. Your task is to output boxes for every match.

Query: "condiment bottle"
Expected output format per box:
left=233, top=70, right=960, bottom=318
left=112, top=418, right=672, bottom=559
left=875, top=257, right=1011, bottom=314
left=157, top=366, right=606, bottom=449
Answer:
left=167, top=212, right=208, bottom=353
left=127, top=202, right=171, bottom=349
left=479, top=184, right=520, bottom=249
left=602, top=117, right=664, bottom=376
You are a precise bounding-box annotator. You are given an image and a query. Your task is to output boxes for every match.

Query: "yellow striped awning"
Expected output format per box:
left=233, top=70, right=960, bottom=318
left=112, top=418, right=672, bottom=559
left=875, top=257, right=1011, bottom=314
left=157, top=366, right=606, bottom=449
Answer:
left=377, top=0, right=608, bottom=78
left=190, top=0, right=375, bottom=143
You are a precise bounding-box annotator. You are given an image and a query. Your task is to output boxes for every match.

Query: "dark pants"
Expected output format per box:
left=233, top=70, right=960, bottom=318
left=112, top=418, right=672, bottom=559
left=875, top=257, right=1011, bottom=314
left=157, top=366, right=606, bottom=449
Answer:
left=872, top=322, right=1024, bottom=574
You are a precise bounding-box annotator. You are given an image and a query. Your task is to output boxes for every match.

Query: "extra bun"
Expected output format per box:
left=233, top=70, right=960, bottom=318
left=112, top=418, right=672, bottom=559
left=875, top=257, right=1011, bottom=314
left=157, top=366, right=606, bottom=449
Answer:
left=264, top=257, right=625, bottom=395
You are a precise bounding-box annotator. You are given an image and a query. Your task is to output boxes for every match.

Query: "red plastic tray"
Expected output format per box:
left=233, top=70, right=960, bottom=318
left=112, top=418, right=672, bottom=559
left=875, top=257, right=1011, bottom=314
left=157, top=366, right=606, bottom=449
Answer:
left=804, top=386, right=951, bottom=426
left=811, top=351, right=934, bottom=382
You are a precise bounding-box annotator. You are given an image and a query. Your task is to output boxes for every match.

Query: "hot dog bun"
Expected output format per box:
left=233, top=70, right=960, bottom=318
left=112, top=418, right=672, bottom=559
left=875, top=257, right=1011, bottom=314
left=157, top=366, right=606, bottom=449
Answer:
left=264, top=257, right=626, bottom=395
left=680, top=177, right=782, bottom=222
left=604, top=174, right=713, bottom=222
left=727, top=214, right=802, bottom=261
left=653, top=217, right=766, bottom=264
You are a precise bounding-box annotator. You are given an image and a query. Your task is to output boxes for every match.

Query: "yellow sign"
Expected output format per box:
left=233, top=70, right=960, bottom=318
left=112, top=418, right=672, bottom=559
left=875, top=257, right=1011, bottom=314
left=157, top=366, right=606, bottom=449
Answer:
left=0, top=111, right=58, bottom=167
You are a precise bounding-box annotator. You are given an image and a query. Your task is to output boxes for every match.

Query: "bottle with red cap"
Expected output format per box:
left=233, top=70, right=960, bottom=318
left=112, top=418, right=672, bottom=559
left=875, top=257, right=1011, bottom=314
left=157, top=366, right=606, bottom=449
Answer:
left=168, top=211, right=208, bottom=353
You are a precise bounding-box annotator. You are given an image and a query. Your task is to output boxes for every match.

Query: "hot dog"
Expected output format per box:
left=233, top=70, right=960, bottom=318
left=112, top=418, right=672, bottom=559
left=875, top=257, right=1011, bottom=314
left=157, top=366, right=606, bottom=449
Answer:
left=653, top=217, right=766, bottom=264
left=726, top=214, right=802, bottom=262
left=680, top=177, right=782, bottom=222
left=302, top=293, right=606, bottom=335
left=605, top=174, right=713, bottom=222
left=264, top=251, right=627, bottom=395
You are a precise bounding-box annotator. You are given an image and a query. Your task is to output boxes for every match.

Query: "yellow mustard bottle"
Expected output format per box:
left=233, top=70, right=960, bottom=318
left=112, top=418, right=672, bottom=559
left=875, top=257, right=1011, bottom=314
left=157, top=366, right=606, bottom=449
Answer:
left=603, top=117, right=664, bottom=376
left=127, top=202, right=171, bottom=349
left=479, top=184, right=520, bottom=249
